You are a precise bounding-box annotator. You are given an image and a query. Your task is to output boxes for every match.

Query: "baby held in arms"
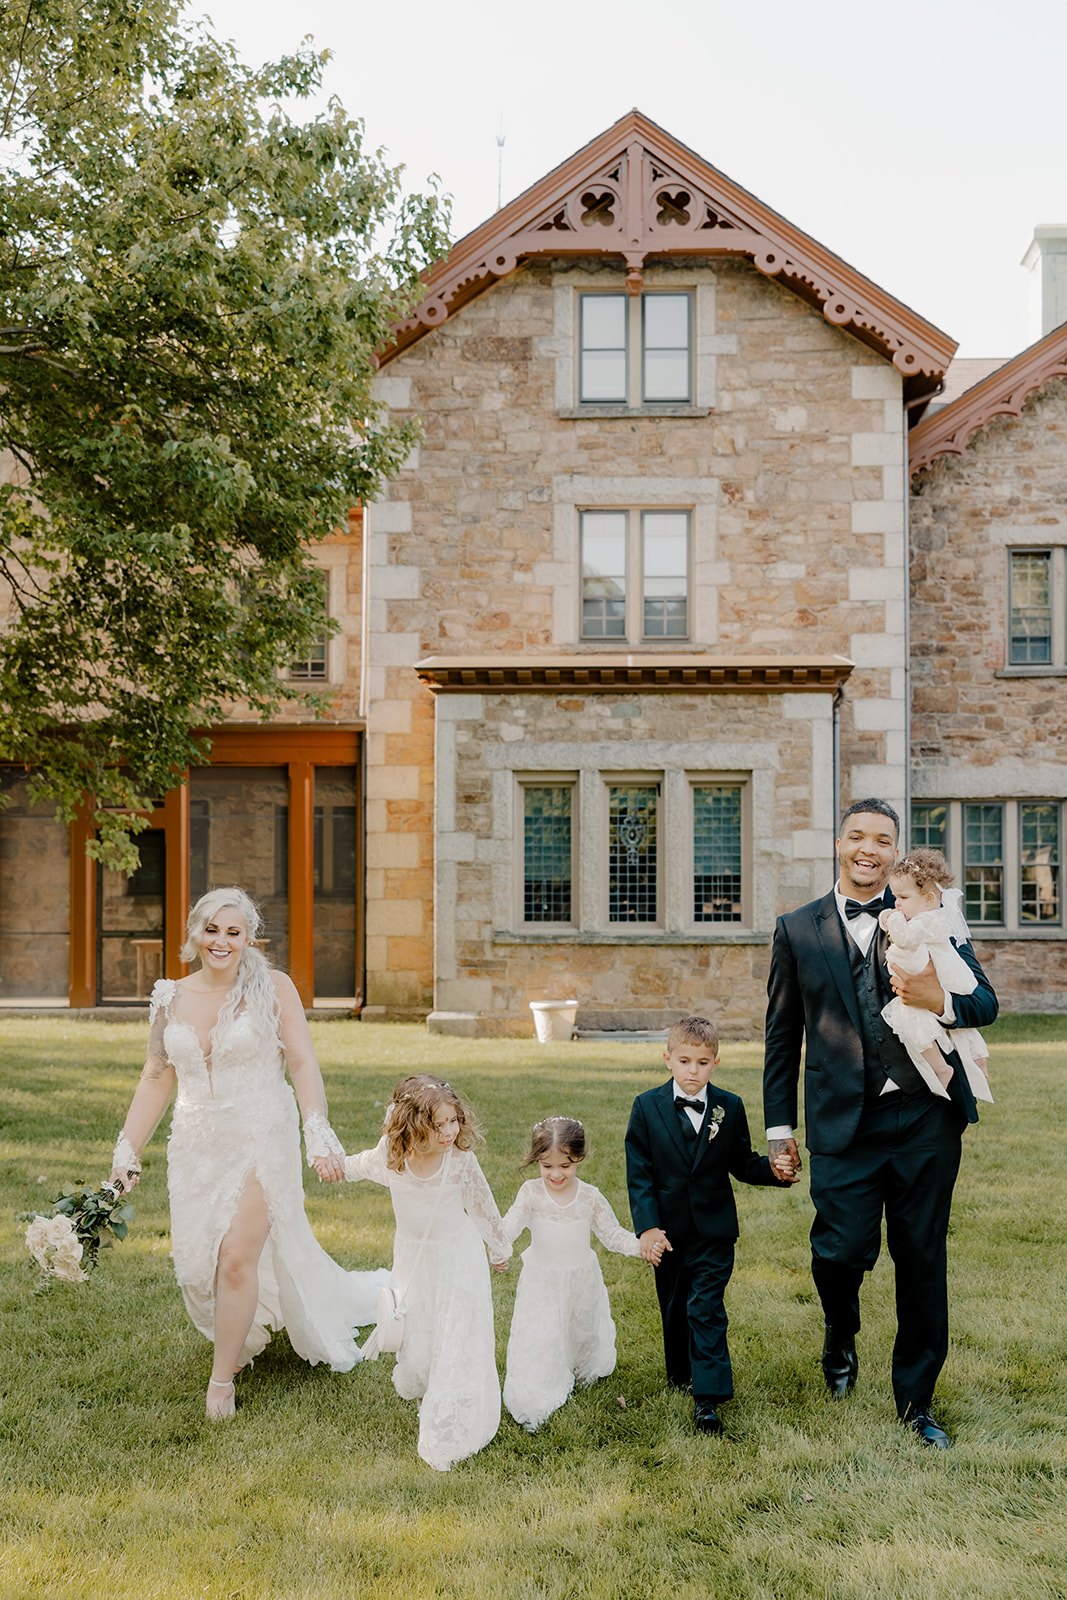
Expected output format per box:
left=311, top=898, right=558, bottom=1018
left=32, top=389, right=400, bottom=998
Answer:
left=879, top=850, right=993, bottom=1105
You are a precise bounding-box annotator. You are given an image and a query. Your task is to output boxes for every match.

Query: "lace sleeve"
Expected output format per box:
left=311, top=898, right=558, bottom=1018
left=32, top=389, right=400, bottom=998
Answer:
left=589, top=1186, right=642, bottom=1257
left=343, top=1138, right=391, bottom=1186
left=460, top=1153, right=512, bottom=1260
left=110, top=981, right=177, bottom=1176
left=500, top=1182, right=534, bottom=1246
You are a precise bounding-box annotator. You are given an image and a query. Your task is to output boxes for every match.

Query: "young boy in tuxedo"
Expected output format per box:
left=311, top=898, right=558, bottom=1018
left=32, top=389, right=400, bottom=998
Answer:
left=625, top=1015, right=795, bottom=1433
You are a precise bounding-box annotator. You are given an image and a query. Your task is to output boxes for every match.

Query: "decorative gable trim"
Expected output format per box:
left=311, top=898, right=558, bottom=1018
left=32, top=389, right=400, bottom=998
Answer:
left=385, top=110, right=954, bottom=398
left=909, top=322, right=1067, bottom=474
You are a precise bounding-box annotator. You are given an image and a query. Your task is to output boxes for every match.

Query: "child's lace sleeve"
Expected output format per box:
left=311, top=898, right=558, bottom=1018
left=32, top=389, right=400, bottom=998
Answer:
left=461, top=1154, right=512, bottom=1260
left=500, top=1182, right=534, bottom=1247
left=590, top=1187, right=642, bottom=1257
left=343, top=1137, right=391, bottom=1186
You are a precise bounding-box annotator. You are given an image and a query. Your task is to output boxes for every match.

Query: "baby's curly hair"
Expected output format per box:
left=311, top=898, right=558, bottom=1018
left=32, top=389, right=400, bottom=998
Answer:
left=383, top=1073, right=482, bottom=1172
left=521, top=1115, right=586, bottom=1170
left=890, top=847, right=955, bottom=895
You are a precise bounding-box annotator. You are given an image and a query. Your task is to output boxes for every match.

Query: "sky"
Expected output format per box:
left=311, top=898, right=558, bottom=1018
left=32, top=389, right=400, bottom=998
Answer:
left=189, top=0, right=1067, bottom=359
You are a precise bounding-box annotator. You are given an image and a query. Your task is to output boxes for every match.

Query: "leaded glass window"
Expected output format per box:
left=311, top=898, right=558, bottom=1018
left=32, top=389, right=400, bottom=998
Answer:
left=693, top=785, right=742, bottom=922
left=608, top=785, right=658, bottom=922
left=1020, top=802, right=1060, bottom=924
left=523, top=786, right=573, bottom=923
left=964, top=803, right=1004, bottom=924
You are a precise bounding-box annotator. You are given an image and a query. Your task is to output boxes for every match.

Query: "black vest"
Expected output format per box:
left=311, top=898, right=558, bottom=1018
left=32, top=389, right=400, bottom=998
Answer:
left=848, top=928, right=926, bottom=1102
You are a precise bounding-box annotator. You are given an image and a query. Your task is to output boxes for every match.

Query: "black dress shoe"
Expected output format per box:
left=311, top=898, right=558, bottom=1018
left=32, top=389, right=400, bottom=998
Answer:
left=903, top=1407, right=951, bottom=1449
left=821, top=1327, right=858, bottom=1398
left=693, top=1404, right=723, bottom=1434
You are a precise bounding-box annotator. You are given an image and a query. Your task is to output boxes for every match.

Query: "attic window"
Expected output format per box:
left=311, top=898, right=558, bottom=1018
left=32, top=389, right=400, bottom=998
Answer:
left=579, top=292, right=691, bottom=405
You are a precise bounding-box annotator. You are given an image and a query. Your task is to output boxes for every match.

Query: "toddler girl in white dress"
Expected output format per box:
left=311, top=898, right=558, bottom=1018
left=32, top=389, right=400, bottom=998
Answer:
left=879, top=850, right=993, bottom=1105
left=502, top=1116, right=642, bottom=1432
left=343, top=1074, right=511, bottom=1471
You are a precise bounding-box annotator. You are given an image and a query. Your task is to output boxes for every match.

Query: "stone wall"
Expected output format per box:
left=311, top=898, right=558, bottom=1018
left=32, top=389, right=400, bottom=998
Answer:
left=363, top=255, right=911, bottom=1017
left=910, top=377, right=1067, bottom=1012
left=430, top=683, right=839, bottom=1036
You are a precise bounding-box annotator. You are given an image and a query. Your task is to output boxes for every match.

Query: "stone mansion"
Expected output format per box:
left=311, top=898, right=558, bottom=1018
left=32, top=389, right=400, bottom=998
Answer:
left=3, top=111, right=1066, bottom=1029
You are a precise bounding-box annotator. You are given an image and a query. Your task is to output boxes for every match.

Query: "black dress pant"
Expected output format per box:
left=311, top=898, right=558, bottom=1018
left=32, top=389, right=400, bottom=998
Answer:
left=654, top=1236, right=736, bottom=1405
left=808, top=1090, right=963, bottom=1414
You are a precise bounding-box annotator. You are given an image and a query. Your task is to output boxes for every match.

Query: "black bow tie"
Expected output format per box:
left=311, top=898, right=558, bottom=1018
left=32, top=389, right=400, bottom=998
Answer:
left=844, top=896, right=885, bottom=920
left=675, top=1097, right=706, bottom=1113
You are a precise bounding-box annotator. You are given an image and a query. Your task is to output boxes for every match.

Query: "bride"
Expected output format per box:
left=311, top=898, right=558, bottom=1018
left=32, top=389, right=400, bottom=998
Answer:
left=108, top=886, right=387, bottom=1419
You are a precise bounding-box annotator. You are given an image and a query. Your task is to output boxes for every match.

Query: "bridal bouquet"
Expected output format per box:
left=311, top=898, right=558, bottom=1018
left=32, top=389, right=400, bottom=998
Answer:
left=21, top=1183, right=135, bottom=1288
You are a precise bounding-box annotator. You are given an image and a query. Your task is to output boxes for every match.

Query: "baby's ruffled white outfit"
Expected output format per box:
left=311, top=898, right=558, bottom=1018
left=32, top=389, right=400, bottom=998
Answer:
left=343, top=1138, right=511, bottom=1471
left=877, top=908, right=993, bottom=1104
left=151, top=979, right=387, bottom=1370
left=501, top=1177, right=640, bottom=1431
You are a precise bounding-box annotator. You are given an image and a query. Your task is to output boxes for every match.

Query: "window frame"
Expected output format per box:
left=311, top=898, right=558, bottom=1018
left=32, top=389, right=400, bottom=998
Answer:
left=516, top=774, right=578, bottom=930
left=579, top=507, right=691, bottom=643
left=689, top=775, right=750, bottom=928
left=577, top=290, right=693, bottom=408
left=1001, top=546, right=1066, bottom=673
left=287, top=567, right=331, bottom=683
left=911, top=799, right=1064, bottom=933
left=603, top=773, right=663, bottom=928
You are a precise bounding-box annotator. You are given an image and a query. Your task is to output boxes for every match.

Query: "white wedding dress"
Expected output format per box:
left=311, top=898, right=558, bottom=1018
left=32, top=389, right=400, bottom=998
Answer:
left=150, top=978, right=387, bottom=1370
left=344, top=1138, right=511, bottom=1471
left=501, top=1178, right=641, bottom=1430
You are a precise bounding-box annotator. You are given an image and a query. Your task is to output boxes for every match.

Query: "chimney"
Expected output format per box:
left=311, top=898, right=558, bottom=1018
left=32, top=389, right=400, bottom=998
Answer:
left=1022, top=226, right=1067, bottom=341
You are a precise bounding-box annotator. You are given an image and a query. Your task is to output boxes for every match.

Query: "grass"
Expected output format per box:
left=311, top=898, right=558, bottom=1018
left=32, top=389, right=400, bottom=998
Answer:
left=1, top=1017, right=1065, bottom=1600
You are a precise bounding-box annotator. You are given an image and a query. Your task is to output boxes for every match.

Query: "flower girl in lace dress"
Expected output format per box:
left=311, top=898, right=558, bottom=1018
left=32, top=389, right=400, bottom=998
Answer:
left=107, top=888, right=387, bottom=1421
left=343, top=1074, right=511, bottom=1471
left=502, top=1117, right=642, bottom=1431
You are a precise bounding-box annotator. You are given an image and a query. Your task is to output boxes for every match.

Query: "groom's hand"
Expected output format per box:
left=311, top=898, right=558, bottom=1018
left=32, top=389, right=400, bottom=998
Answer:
left=891, top=957, right=946, bottom=1015
left=768, top=1136, right=801, bottom=1177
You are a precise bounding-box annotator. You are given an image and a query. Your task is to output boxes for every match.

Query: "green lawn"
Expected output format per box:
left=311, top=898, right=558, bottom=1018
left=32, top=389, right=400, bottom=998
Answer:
left=1, top=1018, right=1065, bottom=1600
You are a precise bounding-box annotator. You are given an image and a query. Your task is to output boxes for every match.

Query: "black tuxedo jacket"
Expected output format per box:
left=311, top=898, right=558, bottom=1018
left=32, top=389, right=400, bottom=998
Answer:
left=625, top=1080, right=784, bottom=1244
left=763, top=888, right=999, bottom=1156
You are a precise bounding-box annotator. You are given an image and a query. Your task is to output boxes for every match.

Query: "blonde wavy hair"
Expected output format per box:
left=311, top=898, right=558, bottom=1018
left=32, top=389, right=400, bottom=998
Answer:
left=180, top=887, right=280, bottom=1047
left=383, top=1073, right=482, bottom=1172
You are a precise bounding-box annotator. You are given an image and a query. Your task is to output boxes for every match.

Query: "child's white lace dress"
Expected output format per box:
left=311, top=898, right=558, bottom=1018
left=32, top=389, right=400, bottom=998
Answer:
left=501, top=1177, right=640, bottom=1430
left=344, top=1138, right=511, bottom=1471
left=151, top=979, right=388, bottom=1369
left=878, top=908, right=992, bottom=1103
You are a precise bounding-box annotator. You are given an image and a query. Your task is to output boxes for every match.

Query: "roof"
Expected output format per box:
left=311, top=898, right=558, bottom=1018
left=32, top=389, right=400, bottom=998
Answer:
left=385, top=109, right=956, bottom=403
left=909, top=321, right=1067, bottom=474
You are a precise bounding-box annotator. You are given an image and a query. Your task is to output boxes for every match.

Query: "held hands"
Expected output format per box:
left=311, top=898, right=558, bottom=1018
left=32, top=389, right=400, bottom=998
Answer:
left=891, top=957, right=946, bottom=1015
left=639, top=1227, right=672, bottom=1266
left=490, top=1256, right=510, bottom=1274
left=311, top=1154, right=345, bottom=1183
left=768, top=1136, right=802, bottom=1183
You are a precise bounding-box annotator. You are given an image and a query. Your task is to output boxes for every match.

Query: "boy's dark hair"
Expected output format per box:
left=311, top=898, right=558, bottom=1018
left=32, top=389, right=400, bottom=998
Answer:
left=522, top=1116, right=586, bottom=1169
left=838, top=798, right=900, bottom=839
left=666, top=1015, right=720, bottom=1055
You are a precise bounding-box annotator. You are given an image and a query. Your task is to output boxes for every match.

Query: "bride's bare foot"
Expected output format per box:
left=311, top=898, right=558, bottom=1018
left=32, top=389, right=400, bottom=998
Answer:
left=206, top=1377, right=235, bottom=1421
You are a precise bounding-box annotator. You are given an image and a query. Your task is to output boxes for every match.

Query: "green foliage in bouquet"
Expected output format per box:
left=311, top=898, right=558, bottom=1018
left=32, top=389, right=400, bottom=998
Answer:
left=20, top=1183, right=136, bottom=1288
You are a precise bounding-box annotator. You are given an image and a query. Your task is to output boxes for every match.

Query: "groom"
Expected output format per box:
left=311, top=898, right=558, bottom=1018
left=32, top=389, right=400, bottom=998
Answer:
left=762, top=799, right=997, bottom=1448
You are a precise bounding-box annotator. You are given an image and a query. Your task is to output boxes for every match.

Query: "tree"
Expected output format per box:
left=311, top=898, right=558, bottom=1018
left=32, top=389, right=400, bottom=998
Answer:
left=0, top=0, right=448, bottom=867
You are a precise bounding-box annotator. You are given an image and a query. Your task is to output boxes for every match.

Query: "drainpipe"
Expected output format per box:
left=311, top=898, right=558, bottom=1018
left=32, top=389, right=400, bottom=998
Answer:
left=832, top=686, right=841, bottom=866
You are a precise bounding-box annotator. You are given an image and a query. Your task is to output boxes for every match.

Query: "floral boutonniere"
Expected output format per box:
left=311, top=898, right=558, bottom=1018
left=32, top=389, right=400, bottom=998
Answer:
left=707, top=1105, right=726, bottom=1143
